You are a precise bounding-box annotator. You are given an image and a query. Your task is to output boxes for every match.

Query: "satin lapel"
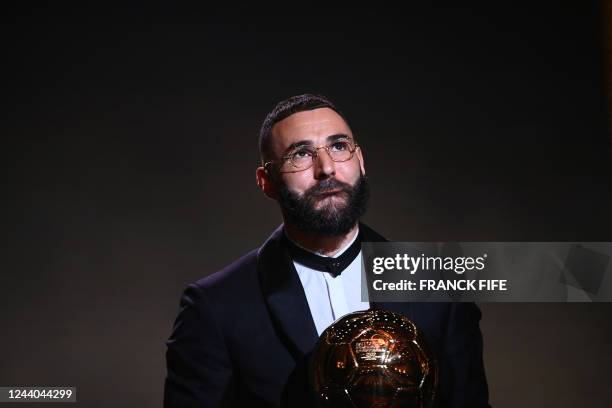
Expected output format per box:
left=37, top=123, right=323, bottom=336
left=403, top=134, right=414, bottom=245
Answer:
left=257, top=225, right=319, bottom=360
left=360, top=224, right=414, bottom=316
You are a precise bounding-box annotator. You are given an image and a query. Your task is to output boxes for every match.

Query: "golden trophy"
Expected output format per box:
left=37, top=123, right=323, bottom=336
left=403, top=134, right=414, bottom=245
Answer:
left=310, top=309, right=437, bottom=408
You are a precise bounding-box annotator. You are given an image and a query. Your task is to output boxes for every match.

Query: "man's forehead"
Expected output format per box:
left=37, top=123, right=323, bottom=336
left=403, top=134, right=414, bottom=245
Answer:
left=270, top=108, right=352, bottom=148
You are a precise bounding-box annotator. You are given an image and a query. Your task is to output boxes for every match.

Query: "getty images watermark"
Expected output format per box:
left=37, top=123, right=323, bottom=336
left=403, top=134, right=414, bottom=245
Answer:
left=360, top=242, right=612, bottom=302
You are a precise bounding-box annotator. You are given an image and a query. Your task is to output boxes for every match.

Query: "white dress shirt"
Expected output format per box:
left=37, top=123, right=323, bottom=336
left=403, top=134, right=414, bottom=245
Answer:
left=291, top=229, right=370, bottom=336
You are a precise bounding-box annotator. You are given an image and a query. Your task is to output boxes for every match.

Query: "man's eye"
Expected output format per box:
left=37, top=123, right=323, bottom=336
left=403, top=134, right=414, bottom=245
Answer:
left=292, top=149, right=312, bottom=159
left=330, top=141, right=349, bottom=151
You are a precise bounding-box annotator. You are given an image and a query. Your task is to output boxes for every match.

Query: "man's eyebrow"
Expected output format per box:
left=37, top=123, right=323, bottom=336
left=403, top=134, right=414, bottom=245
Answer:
left=284, top=140, right=313, bottom=153
left=283, top=134, right=351, bottom=154
left=326, top=133, right=351, bottom=142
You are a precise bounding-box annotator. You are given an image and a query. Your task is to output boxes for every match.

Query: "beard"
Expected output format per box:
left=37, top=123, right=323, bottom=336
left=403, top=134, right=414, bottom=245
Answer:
left=276, top=174, right=369, bottom=237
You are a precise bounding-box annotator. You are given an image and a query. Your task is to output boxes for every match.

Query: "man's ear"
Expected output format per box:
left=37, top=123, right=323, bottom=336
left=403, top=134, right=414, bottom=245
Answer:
left=256, top=166, right=279, bottom=200
left=356, top=146, right=366, bottom=175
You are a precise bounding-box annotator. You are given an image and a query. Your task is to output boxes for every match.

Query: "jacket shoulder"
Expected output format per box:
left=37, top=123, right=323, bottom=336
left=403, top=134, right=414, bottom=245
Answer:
left=193, top=248, right=260, bottom=293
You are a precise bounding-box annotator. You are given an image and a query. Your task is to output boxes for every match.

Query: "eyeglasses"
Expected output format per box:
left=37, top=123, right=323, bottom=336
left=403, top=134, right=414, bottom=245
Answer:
left=264, top=138, right=359, bottom=173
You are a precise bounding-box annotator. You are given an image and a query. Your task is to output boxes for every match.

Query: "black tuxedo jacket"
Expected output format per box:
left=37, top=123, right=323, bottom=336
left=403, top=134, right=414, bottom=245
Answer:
left=164, top=224, right=490, bottom=407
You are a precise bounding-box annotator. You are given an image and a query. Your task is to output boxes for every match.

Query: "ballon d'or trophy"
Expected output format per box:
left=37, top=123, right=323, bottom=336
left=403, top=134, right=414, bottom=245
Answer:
left=310, top=309, right=437, bottom=408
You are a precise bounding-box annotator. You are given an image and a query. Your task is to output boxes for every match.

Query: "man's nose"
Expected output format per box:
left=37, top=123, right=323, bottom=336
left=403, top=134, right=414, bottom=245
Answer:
left=312, top=147, right=335, bottom=180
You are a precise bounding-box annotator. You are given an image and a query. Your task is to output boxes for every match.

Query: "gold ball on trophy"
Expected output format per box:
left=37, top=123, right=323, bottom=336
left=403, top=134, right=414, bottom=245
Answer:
left=310, top=309, right=437, bottom=408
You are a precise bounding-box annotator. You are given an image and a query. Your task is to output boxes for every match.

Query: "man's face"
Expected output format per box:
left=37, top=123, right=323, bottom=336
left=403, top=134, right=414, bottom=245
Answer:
left=266, top=107, right=368, bottom=236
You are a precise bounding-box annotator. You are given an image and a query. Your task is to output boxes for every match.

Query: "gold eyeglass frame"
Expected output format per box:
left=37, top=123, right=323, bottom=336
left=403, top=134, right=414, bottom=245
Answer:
left=263, top=138, right=359, bottom=173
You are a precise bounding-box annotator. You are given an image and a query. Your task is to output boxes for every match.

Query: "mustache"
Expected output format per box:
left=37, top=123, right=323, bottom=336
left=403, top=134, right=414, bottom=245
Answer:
left=304, top=178, right=352, bottom=197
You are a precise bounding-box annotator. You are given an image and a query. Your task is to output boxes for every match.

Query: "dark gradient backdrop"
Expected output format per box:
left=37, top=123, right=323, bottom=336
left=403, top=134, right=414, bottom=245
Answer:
left=2, top=4, right=611, bottom=408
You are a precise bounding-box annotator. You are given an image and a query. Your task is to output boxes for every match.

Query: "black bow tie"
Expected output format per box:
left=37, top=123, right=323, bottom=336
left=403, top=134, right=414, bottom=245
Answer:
left=284, top=231, right=362, bottom=277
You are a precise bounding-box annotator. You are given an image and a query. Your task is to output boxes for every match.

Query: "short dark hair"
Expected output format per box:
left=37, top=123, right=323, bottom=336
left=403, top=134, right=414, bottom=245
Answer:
left=258, top=94, right=349, bottom=163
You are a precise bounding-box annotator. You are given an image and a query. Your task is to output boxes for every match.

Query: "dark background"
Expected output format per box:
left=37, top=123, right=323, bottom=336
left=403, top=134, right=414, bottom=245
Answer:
left=2, top=3, right=611, bottom=407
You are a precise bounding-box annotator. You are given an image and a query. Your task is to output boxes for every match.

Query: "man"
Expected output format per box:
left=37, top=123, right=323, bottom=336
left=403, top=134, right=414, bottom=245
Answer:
left=164, top=94, right=490, bottom=407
